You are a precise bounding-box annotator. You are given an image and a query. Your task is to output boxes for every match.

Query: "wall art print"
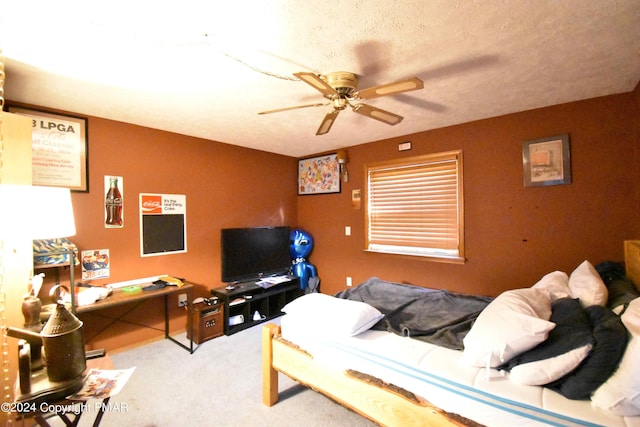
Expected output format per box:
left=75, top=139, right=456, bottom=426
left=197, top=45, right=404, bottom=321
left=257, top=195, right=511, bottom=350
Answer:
left=298, top=153, right=341, bottom=195
left=522, top=134, right=571, bottom=187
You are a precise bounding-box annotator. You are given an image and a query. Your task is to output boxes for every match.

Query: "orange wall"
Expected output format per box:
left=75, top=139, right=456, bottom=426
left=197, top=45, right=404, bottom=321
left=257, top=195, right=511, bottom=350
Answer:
left=14, top=86, right=639, bottom=351
left=298, top=91, right=640, bottom=297
left=70, top=118, right=298, bottom=288
left=7, top=108, right=299, bottom=351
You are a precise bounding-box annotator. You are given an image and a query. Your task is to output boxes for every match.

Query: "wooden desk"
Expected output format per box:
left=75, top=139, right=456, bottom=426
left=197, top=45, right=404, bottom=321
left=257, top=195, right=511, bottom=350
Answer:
left=76, top=283, right=195, bottom=354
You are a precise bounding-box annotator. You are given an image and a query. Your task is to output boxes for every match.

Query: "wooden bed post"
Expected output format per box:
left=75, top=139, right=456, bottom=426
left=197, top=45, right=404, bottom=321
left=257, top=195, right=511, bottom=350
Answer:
left=262, top=323, right=280, bottom=406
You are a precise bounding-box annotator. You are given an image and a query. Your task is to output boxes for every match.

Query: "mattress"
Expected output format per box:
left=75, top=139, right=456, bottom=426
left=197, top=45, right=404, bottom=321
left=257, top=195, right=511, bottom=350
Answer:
left=280, top=315, right=640, bottom=427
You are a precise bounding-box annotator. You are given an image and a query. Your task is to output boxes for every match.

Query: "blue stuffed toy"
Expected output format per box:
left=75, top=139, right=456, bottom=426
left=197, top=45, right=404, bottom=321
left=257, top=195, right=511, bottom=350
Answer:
left=290, top=229, right=319, bottom=293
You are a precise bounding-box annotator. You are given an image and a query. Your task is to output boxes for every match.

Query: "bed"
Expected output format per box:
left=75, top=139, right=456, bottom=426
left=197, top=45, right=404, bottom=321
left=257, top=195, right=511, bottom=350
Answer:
left=263, top=249, right=640, bottom=426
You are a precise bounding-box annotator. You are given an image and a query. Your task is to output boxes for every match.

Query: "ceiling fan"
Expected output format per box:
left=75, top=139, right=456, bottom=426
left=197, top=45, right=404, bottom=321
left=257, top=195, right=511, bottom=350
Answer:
left=258, top=71, right=424, bottom=135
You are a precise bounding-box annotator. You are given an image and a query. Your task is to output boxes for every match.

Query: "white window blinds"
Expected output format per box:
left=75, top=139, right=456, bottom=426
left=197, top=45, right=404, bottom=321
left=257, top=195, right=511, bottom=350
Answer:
left=366, top=150, right=464, bottom=261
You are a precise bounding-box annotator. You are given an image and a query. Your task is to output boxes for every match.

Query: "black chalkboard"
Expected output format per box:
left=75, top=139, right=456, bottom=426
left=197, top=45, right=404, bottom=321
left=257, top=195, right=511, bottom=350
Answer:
left=141, top=214, right=186, bottom=256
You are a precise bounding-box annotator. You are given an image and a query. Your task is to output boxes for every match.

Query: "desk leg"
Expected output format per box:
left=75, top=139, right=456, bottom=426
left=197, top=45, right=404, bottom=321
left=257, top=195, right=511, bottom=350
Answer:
left=164, top=288, right=196, bottom=354
left=187, top=286, right=194, bottom=353
left=164, top=294, right=170, bottom=340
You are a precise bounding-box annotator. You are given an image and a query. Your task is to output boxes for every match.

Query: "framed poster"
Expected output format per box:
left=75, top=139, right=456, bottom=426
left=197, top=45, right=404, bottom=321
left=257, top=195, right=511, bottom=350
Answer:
left=298, top=153, right=341, bottom=195
left=522, top=134, right=571, bottom=187
left=139, top=193, right=187, bottom=257
left=8, top=106, right=88, bottom=192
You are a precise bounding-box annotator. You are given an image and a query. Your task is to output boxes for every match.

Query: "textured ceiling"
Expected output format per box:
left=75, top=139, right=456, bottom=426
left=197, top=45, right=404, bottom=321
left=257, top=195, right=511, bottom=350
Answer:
left=3, top=0, right=640, bottom=157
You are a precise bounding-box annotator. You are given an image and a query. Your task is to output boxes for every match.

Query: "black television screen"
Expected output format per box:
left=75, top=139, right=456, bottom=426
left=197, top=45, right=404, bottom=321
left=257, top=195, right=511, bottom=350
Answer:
left=221, top=226, right=291, bottom=283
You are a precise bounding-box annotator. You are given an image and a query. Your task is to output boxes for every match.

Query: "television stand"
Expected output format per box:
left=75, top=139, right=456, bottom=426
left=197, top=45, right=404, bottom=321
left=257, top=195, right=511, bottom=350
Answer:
left=211, top=276, right=302, bottom=335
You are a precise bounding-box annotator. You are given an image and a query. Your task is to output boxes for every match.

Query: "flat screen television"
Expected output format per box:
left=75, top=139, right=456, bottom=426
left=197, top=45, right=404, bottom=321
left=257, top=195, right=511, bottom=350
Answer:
left=221, top=226, right=291, bottom=283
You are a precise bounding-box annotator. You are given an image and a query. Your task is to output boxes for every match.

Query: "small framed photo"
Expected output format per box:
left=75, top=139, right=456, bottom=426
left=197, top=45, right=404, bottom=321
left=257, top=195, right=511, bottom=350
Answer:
left=522, top=134, right=571, bottom=187
left=298, top=153, right=341, bottom=195
left=8, top=105, right=89, bottom=192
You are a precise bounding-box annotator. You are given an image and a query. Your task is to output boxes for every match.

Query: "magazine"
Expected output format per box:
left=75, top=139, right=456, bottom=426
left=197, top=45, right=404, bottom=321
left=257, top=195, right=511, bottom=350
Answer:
left=69, top=367, right=135, bottom=400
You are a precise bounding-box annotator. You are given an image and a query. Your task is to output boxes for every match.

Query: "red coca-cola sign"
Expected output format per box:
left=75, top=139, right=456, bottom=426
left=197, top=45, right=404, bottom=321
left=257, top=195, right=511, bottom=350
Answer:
left=140, top=195, right=163, bottom=214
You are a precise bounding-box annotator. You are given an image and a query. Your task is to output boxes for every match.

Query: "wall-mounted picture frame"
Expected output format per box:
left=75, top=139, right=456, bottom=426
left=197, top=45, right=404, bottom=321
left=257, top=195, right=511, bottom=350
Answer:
left=8, top=105, right=89, bottom=192
left=522, top=134, right=571, bottom=187
left=298, top=153, right=341, bottom=195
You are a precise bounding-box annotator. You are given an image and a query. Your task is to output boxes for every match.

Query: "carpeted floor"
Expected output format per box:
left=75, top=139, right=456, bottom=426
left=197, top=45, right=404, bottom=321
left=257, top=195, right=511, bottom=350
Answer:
left=45, top=319, right=376, bottom=426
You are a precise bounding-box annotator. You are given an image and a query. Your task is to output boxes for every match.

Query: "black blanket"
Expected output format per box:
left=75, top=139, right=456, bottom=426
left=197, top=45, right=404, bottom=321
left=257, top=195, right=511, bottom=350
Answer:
left=335, top=277, right=493, bottom=350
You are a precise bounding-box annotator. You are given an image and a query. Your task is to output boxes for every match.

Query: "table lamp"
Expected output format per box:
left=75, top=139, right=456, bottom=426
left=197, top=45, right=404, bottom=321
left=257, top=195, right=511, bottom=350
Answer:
left=0, top=184, right=77, bottom=391
left=0, top=184, right=76, bottom=241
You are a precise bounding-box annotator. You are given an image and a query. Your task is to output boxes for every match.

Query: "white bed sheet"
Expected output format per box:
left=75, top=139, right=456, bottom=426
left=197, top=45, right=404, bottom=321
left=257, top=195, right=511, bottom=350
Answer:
left=280, top=315, right=640, bottom=427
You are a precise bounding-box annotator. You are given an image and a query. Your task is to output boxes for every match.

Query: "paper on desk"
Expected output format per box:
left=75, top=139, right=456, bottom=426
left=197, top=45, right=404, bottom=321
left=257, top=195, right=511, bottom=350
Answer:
left=256, top=276, right=290, bottom=285
left=69, top=367, right=135, bottom=400
left=255, top=275, right=290, bottom=289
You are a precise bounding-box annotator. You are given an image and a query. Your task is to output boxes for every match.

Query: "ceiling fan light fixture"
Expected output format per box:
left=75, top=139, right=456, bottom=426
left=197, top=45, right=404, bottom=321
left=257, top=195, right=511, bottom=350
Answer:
left=332, top=96, right=348, bottom=110
left=263, top=70, right=422, bottom=135
left=326, top=72, right=358, bottom=95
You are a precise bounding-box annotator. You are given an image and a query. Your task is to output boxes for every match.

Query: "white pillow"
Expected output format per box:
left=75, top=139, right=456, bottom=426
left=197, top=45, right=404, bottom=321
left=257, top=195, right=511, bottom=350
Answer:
left=508, top=344, right=592, bottom=386
left=591, top=337, right=640, bottom=415
left=532, top=271, right=571, bottom=302
left=569, top=260, right=608, bottom=308
left=282, top=293, right=384, bottom=336
left=462, top=288, right=555, bottom=367
left=622, top=297, right=640, bottom=336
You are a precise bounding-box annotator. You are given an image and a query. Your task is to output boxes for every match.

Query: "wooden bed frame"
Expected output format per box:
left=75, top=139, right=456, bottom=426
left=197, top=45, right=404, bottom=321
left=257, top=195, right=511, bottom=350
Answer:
left=262, top=323, right=483, bottom=427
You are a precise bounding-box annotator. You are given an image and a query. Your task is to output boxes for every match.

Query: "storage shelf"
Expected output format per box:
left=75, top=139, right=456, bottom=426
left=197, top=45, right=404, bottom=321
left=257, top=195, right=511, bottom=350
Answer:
left=211, top=277, right=302, bottom=335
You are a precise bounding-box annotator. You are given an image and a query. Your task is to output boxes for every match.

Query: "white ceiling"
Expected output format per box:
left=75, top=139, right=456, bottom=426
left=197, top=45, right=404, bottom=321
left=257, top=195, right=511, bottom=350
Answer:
left=3, top=1, right=640, bottom=158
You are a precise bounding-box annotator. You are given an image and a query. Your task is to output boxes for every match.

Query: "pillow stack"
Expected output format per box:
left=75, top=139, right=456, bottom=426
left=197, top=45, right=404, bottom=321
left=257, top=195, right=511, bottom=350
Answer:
left=464, top=259, right=631, bottom=400
left=498, top=298, right=593, bottom=386
left=462, top=288, right=554, bottom=367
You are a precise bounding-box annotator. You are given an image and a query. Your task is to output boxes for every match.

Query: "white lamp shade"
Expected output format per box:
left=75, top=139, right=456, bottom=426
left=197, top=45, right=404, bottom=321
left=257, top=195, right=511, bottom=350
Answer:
left=0, top=184, right=76, bottom=240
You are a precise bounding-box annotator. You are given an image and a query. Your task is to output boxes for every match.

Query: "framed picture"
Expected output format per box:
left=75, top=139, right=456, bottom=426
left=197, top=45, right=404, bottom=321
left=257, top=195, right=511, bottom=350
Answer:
left=298, top=153, right=341, bottom=195
left=522, top=134, right=571, bottom=187
left=8, top=106, right=89, bottom=192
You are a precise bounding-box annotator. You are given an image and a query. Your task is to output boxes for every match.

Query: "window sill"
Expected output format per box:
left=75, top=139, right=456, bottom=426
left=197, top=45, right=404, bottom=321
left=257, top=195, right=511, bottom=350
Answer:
left=363, top=249, right=466, bottom=264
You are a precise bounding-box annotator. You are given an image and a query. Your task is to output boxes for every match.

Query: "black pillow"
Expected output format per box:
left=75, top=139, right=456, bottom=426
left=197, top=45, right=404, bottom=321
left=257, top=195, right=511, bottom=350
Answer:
left=595, top=261, right=626, bottom=285
left=606, top=279, right=640, bottom=313
left=547, top=305, right=628, bottom=400
left=498, top=298, right=592, bottom=371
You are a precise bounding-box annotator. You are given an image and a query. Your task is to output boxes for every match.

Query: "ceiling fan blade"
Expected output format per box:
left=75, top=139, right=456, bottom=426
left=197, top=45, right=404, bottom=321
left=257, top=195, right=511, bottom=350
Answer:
left=356, top=77, right=424, bottom=100
left=352, top=103, right=403, bottom=125
left=316, top=110, right=340, bottom=135
left=294, top=72, right=338, bottom=97
left=258, top=102, right=326, bottom=115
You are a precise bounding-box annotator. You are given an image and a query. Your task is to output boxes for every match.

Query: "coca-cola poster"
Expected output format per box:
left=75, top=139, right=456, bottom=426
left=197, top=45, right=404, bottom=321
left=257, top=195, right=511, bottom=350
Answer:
left=139, top=193, right=187, bottom=257
left=104, top=176, right=124, bottom=228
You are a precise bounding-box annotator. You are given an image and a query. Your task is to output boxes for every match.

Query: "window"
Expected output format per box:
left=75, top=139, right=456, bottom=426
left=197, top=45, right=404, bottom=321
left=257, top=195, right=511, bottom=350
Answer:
left=366, top=150, right=464, bottom=262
